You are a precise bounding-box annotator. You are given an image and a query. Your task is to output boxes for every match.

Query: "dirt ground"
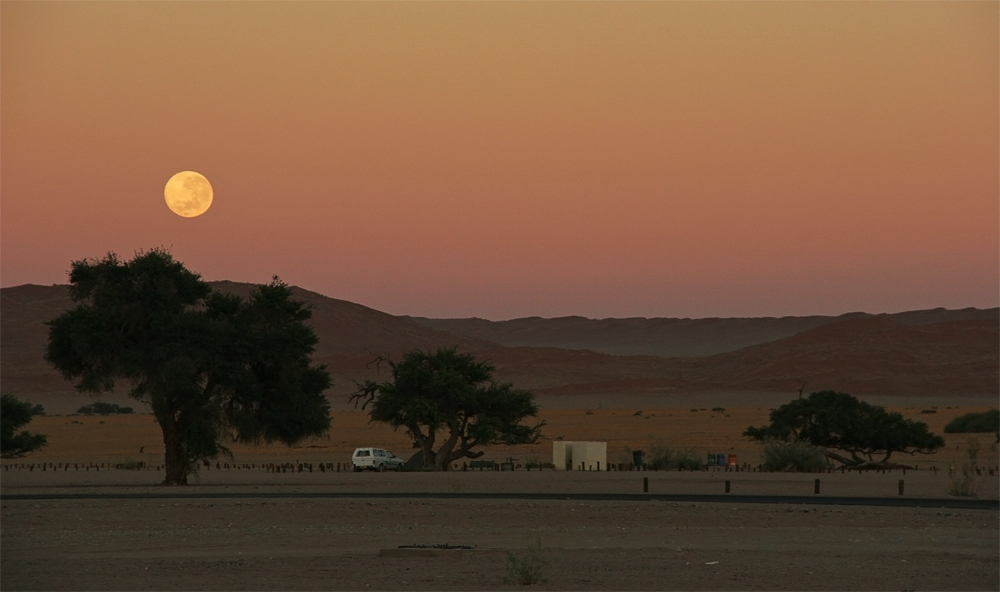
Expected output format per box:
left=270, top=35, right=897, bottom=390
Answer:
left=2, top=407, right=998, bottom=591
left=1, top=481, right=998, bottom=591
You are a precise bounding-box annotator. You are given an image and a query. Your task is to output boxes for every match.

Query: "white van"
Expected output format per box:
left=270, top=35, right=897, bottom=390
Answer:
left=352, top=447, right=405, bottom=472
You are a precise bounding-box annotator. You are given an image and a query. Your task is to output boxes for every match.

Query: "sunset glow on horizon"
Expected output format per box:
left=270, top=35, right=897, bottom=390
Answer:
left=2, top=2, right=996, bottom=320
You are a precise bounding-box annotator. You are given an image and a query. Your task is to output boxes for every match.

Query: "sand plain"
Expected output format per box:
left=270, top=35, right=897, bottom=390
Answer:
left=5, top=406, right=997, bottom=470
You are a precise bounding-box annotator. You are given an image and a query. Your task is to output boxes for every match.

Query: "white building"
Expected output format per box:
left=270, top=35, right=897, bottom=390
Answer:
left=553, top=441, right=607, bottom=471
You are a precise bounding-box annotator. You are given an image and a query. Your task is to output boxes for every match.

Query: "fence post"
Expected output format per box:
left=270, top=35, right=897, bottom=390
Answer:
left=643, top=477, right=648, bottom=493
left=898, top=479, right=904, bottom=496
left=725, top=480, right=731, bottom=493
left=814, top=479, right=820, bottom=494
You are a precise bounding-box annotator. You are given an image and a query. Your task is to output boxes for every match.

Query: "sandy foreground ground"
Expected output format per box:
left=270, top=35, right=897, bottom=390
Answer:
left=2, top=470, right=998, bottom=591
left=3, top=407, right=998, bottom=590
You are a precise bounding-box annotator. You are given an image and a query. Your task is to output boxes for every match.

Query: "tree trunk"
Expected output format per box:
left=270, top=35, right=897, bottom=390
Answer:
left=434, top=424, right=463, bottom=471
left=420, top=438, right=436, bottom=471
left=159, top=414, right=189, bottom=485
left=441, top=447, right=482, bottom=471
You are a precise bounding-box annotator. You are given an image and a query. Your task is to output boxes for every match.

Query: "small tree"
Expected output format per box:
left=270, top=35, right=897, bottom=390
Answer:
left=744, top=390, right=944, bottom=469
left=351, top=347, right=544, bottom=471
left=45, top=249, right=332, bottom=484
left=944, top=410, right=999, bottom=434
left=1, top=394, right=48, bottom=458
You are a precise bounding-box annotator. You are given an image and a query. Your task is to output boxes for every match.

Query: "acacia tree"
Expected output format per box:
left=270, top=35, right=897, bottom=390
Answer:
left=1, top=394, right=48, bottom=458
left=351, top=347, right=544, bottom=471
left=45, top=249, right=331, bottom=485
left=744, top=390, right=944, bottom=468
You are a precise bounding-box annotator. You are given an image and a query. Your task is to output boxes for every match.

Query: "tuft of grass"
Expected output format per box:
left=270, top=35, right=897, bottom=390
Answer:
left=505, top=536, right=549, bottom=586
left=948, top=437, right=981, bottom=497
left=760, top=439, right=829, bottom=472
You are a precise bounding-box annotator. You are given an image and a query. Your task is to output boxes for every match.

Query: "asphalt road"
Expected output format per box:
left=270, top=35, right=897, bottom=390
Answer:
left=2, top=490, right=996, bottom=509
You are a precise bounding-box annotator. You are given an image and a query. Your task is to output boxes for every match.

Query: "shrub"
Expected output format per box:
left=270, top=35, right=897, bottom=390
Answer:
left=645, top=442, right=703, bottom=471
left=618, top=446, right=634, bottom=464
left=505, top=536, right=548, bottom=585
left=944, top=410, right=999, bottom=434
left=761, top=439, right=830, bottom=472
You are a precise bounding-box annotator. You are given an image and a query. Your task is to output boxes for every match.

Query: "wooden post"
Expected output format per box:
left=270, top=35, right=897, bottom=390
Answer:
left=814, top=479, right=820, bottom=494
left=725, top=480, right=731, bottom=493
left=643, top=477, right=648, bottom=493
left=898, top=479, right=904, bottom=496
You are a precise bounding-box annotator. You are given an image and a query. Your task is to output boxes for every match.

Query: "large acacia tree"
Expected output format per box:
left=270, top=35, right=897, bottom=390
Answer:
left=351, top=347, right=544, bottom=471
left=744, top=390, right=944, bottom=468
left=45, top=250, right=331, bottom=484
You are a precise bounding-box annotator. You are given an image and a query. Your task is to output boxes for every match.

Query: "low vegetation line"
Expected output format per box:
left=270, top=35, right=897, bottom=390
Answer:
left=2, top=491, right=995, bottom=510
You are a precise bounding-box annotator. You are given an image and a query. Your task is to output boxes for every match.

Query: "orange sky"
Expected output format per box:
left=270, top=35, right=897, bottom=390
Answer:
left=2, top=2, right=997, bottom=319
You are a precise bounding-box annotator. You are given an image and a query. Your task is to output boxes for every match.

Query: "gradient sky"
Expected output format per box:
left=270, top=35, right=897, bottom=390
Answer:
left=2, top=2, right=997, bottom=320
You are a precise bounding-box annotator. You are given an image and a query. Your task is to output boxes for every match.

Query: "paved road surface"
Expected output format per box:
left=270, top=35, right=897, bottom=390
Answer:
left=3, top=490, right=996, bottom=509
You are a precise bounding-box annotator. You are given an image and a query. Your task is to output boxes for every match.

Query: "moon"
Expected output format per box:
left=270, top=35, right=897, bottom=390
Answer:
left=164, top=171, right=213, bottom=217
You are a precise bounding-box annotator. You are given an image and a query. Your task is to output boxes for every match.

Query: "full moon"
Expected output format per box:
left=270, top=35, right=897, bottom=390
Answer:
left=164, top=171, right=213, bottom=217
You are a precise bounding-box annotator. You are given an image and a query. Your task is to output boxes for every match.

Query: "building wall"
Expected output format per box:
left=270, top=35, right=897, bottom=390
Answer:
left=552, top=441, right=571, bottom=470
left=553, top=441, right=607, bottom=471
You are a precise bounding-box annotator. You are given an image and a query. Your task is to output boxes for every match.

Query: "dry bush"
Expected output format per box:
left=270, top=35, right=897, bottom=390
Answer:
left=505, top=536, right=548, bottom=586
left=645, top=442, right=703, bottom=470
left=761, top=439, right=830, bottom=472
left=949, top=437, right=981, bottom=497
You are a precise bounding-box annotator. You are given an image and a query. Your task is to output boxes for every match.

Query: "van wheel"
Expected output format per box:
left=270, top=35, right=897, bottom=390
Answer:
left=376, top=463, right=384, bottom=472
left=395, top=463, right=404, bottom=472
left=353, top=466, right=361, bottom=472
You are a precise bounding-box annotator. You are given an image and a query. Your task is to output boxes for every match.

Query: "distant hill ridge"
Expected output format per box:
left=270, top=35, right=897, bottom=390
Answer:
left=2, top=283, right=996, bottom=413
left=406, top=307, right=998, bottom=358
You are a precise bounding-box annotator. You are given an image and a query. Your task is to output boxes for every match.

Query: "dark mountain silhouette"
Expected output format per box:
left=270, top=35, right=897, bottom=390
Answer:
left=2, top=283, right=996, bottom=413
left=407, top=307, right=998, bottom=358
left=531, top=315, right=998, bottom=398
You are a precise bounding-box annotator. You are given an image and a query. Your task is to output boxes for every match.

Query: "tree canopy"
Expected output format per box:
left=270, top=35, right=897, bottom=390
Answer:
left=45, top=249, right=331, bottom=484
left=77, top=402, right=133, bottom=415
left=944, top=410, right=999, bottom=435
left=1, top=394, right=48, bottom=458
left=743, top=390, right=944, bottom=468
left=351, top=347, right=544, bottom=471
